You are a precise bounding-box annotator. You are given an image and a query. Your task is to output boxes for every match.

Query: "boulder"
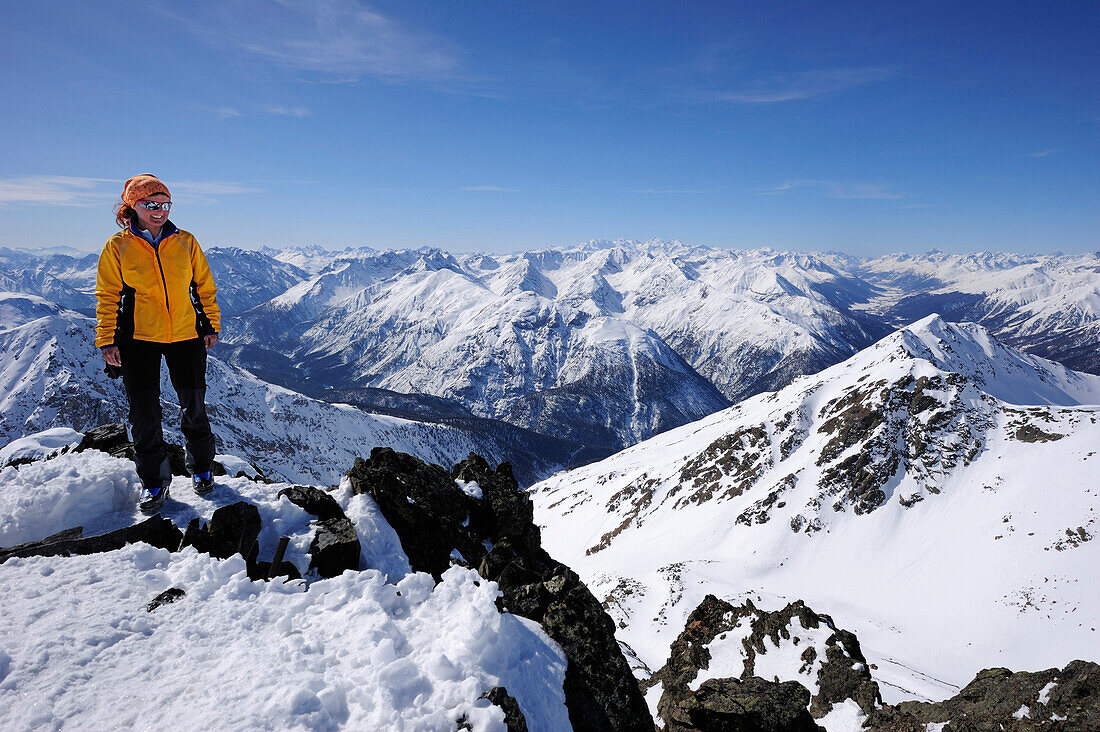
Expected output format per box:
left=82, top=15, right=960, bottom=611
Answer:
left=74, top=423, right=134, bottom=461
left=346, top=447, right=654, bottom=732
left=458, top=687, right=529, bottom=732
left=278, top=486, right=360, bottom=578
left=180, top=502, right=262, bottom=562
left=0, top=516, right=182, bottom=563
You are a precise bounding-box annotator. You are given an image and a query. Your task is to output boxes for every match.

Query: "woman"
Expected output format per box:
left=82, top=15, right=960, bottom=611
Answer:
left=96, top=174, right=221, bottom=513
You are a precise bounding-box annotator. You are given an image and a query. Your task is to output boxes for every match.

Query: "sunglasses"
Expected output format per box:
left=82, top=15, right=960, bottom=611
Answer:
left=137, top=200, right=172, bottom=212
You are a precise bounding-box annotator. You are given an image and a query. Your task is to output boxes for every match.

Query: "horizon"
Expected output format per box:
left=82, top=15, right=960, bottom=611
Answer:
left=5, top=237, right=1098, bottom=262
left=1, top=1, right=1097, bottom=255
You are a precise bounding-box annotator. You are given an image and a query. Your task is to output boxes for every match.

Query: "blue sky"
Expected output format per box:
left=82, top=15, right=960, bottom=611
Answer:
left=0, top=1, right=1096, bottom=255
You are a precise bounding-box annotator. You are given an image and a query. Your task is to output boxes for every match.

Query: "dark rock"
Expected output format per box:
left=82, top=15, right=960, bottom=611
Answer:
left=308, top=516, right=359, bottom=578
left=673, top=677, right=823, bottom=732
left=345, top=448, right=654, bottom=731
left=481, top=687, right=529, bottom=732
left=249, top=560, right=302, bottom=582
left=346, top=448, right=484, bottom=580
left=180, top=502, right=262, bottom=562
left=278, top=485, right=346, bottom=521
left=278, top=485, right=361, bottom=578
left=147, top=587, right=186, bottom=612
left=75, top=423, right=134, bottom=461
left=0, top=516, right=182, bottom=563
left=869, top=660, right=1100, bottom=732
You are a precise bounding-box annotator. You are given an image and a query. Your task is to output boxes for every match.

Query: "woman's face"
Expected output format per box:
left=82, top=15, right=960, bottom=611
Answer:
left=134, top=193, right=171, bottom=232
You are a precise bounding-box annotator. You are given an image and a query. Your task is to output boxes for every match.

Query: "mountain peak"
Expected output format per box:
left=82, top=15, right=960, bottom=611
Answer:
left=859, top=314, right=1100, bottom=406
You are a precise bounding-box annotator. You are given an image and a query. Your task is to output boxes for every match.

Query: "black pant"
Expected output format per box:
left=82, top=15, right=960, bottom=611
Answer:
left=118, top=338, right=216, bottom=489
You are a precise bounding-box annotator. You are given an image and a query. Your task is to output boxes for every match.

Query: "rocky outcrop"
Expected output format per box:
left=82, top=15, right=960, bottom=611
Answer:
left=346, top=447, right=654, bottom=732
left=651, top=594, right=878, bottom=729
left=656, top=595, right=1100, bottom=732
left=869, top=660, right=1100, bottom=732
left=278, top=485, right=361, bottom=578
left=669, top=677, right=823, bottom=732
left=0, top=516, right=183, bottom=563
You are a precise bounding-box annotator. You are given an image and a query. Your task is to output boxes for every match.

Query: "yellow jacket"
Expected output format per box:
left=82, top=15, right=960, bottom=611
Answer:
left=95, top=223, right=221, bottom=348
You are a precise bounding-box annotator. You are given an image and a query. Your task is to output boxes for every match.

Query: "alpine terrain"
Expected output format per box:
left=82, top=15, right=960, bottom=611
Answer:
left=531, top=314, right=1100, bottom=726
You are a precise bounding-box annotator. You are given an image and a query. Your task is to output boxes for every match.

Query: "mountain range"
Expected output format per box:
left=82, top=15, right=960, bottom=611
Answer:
left=4, top=241, right=1097, bottom=465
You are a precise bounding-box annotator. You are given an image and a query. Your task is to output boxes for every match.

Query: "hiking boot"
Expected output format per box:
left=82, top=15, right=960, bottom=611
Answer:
left=139, top=482, right=170, bottom=514
left=192, top=471, right=215, bottom=496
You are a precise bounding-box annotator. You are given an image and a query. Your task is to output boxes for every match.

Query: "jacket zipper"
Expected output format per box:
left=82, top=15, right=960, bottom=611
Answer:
left=153, top=242, right=172, bottom=341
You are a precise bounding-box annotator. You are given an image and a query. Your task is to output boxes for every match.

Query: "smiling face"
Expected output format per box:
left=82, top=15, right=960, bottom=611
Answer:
left=134, top=193, right=170, bottom=236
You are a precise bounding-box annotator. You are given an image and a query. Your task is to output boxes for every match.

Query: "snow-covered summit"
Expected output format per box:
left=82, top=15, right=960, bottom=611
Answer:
left=857, top=314, right=1100, bottom=405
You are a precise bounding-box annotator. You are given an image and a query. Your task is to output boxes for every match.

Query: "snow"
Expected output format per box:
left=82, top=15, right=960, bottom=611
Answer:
left=687, top=618, right=752, bottom=690
left=1037, top=680, right=1057, bottom=704
left=0, top=454, right=572, bottom=731
left=0, top=449, right=139, bottom=547
left=456, top=479, right=483, bottom=499
left=1012, top=704, right=1031, bottom=719
left=644, top=682, right=664, bottom=726
left=0, top=550, right=569, bottom=730
left=0, top=426, right=81, bottom=466
left=818, top=698, right=868, bottom=732
left=752, top=618, right=830, bottom=693
left=215, top=453, right=260, bottom=479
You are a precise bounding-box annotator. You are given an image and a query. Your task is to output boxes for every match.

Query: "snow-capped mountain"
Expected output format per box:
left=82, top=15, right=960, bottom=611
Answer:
left=530, top=315, right=1100, bottom=709
left=5, top=241, right=1099, bottom=459
left=219, top=242, right=897, bottom=452
left=201, top=247, right=310, bottom=316
left=841, top=250, right=1100, bottom=374
left=0, top=299, right=571, bottom=484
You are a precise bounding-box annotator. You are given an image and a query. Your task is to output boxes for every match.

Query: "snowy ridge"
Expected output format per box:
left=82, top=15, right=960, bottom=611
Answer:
left=530, top=315, right=1100, bottom=712
left=0, top=447, right=571, bottom=730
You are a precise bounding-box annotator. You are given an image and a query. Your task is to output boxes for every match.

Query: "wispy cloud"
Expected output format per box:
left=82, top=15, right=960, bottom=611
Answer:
left=758, top=179, right=903, bottom=199
left=703, top=66, right=897, bottom=104
left=265, top=105, right=312, bottom=117
left=631, top=188, right=714, bottom=194
left=0, top=177, right=115, bottom=206
left=172, top=181, right=265, bottom=197
left=216, top=107, right=243, bottom=119
left=0, top=176, right=262, bottom=206
left=1023, top=149, right=1057, bottom=158
left=461, top=186, right=517, bottom=192
left=163, top=0, right=461, bottom=84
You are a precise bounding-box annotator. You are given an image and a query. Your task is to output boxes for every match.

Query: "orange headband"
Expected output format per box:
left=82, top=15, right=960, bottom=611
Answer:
left=121, top=174, right=170, bottom=208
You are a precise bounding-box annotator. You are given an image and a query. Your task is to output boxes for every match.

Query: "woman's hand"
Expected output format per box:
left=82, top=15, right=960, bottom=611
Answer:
left=101, top=346, right=121, bottom=367
left=204, top=333, right=219, bottom=349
